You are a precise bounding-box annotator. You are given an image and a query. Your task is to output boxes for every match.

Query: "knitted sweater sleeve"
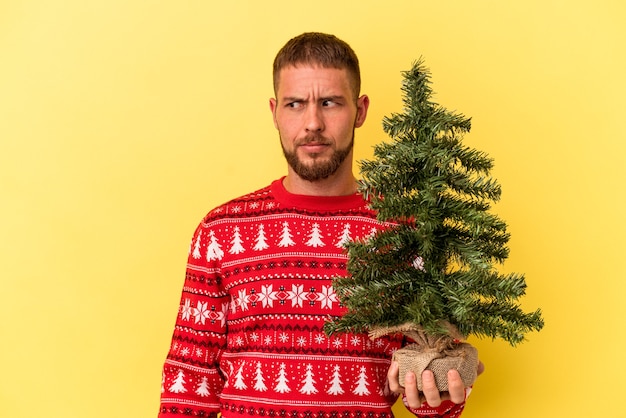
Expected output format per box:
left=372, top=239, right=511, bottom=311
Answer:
left=158, top=222, right=228, bottom=418
left=402, top=387, right=471, bottom=418
left=405, top=399, right=466, bottom=418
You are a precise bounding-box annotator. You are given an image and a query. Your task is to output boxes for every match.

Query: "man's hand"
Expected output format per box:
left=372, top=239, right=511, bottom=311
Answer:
left=387, top=361, right=485, bottom=409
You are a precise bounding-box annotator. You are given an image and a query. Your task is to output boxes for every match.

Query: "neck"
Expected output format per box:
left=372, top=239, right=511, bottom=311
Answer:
left=283, top=168, right=358, bottom=197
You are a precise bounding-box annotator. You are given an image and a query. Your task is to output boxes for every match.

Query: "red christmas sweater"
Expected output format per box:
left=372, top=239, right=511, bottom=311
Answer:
left=159, top=178, right=466, bottom=418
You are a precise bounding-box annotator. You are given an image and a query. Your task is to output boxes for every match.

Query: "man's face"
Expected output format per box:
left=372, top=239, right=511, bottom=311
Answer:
left=270, top=65, right=369, bottom=182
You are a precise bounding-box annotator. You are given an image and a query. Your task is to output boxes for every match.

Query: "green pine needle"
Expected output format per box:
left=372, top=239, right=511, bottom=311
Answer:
left=324, top=59, right=544, bottom=345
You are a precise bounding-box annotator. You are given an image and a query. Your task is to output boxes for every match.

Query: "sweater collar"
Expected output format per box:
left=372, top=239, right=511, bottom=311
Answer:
left=271, top=177, right=366, bottom=211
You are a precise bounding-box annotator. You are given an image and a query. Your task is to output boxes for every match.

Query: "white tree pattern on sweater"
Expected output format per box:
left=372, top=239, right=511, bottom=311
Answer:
left=206, top=230, right=224, bottom=261
left=299, top=364, right=318, bottom=395
left=229, top=226, right=246, bottom=254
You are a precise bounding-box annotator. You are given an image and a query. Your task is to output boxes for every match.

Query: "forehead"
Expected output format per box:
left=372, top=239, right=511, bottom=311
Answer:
left=276, top=65, right=354, bottom=97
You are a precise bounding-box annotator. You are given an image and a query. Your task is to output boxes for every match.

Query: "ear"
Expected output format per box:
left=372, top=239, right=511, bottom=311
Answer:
left=269, top=98, right=278, bottom=129
left=354, top=94, right=369, bottom=128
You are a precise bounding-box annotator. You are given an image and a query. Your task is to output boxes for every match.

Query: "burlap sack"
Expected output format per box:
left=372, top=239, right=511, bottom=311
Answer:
left=392, top=342, right=478, bottom=391
left=370, top=322, right=479, bottom=391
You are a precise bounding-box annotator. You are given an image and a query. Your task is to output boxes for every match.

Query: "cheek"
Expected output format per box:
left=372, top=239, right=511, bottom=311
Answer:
left=277, top=124, right=297, bottom=143
left=275, top=114, right=299, bottom=136
left=334, top=114, right=357, bottom=136
left=276, top=121, right=299, bottom=148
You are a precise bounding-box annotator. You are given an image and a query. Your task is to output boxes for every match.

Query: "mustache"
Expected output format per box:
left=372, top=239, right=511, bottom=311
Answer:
left=296, top=135, right=332, bottom=146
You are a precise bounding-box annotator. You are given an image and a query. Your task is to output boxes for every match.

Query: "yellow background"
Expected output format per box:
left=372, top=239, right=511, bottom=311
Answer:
left=1, top=1, right=624, bottom=417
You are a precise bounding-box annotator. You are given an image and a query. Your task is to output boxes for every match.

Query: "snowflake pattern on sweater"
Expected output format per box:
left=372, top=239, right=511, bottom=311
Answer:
left=159, top=178, right=466, bottom=418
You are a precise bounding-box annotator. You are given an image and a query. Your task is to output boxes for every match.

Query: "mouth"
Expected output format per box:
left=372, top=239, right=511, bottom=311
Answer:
left=297, top=136, right=332, bottom=154
left=300, top=143, right=330, bottom=154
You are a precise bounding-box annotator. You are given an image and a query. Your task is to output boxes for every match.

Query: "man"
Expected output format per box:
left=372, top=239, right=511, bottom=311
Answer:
left=158, top=32, right=480, bottom=418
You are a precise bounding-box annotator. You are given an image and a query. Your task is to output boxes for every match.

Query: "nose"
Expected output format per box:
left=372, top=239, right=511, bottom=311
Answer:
left=304, top=105, right=324, bottom=133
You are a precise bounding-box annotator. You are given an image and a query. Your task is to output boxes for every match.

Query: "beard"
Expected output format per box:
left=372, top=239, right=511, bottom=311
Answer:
left=281, top=133, right=354, bottom=182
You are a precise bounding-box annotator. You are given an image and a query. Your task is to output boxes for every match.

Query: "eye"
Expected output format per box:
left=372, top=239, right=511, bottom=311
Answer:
left=322, top=98, right=342, bottom=108
left=287, top=101, right=302, bottom=109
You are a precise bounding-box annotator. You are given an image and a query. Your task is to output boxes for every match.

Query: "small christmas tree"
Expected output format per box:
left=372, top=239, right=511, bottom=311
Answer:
left=325, top=60, right=544, bottom=390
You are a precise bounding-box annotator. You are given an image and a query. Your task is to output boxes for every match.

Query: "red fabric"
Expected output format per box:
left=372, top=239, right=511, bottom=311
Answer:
left=405, top=400, right=465, bottom=418
left=402, top=392, right=468, bottom=418
left=158, top=178, right=466, bottom=418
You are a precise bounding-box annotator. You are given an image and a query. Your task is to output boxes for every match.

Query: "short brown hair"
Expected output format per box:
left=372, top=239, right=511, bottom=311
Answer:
left=272, top=32, right=361, bottom=99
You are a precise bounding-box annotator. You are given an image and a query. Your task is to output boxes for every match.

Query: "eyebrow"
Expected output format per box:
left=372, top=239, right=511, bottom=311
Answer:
left=281, top=95, right=346, bottom=102
left=320, top=95, right=346, bottom=102
left=281, top=96, right=304, bottom=103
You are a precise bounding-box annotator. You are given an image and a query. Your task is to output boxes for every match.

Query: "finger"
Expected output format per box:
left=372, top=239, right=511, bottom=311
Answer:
left=447, top=369, right=465, bottom=404
left=403, top=371, right=422, bottom=409
left=477, top=361, right=485, bottom=376
left=421, top=370, right=442, bottom=407
left=387, top=361, right=404, bottom=394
